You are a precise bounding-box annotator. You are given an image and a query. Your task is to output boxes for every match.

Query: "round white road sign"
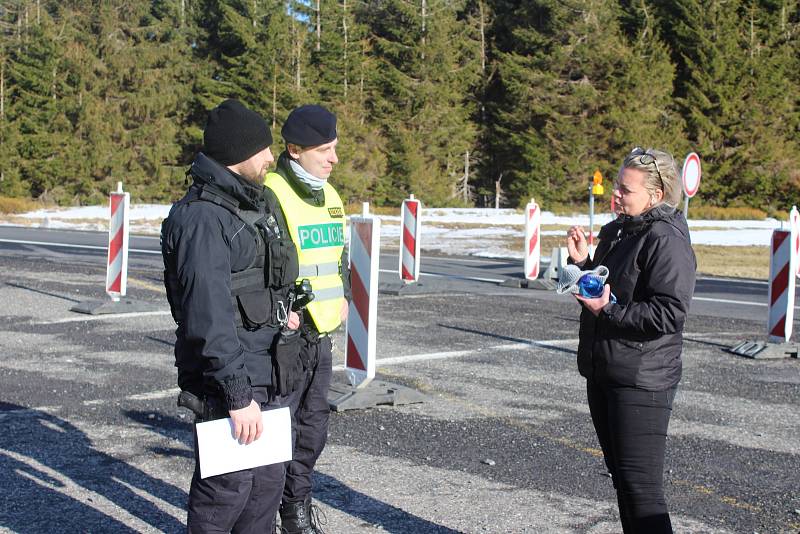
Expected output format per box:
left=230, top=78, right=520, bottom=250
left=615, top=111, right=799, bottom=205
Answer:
left=682, top=152, right=701, bottom=198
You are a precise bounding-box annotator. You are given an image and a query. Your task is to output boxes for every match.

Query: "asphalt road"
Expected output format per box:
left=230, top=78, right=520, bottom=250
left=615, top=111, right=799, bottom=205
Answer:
left=0, top=226, right=798, bottom=533
left=0, top=225, right=792, bottom=322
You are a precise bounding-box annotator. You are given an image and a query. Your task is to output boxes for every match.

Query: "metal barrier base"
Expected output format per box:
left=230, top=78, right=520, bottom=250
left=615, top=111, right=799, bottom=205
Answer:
left=328, top=380, right=427, bottom=412
left=70, top=298, right=161, bottom=315
left=500, top=277, right=557, bottom=290
left=378, top=282, right=429, bottom=296
left=726, top=340, right=799, bottom=359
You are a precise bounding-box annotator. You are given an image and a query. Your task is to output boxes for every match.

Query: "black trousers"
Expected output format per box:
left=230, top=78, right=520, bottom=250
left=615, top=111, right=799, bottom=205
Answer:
left=587, top=380, right=677, bottom=534
left=187, top=387, right=287, bottom=533
left=283, top=335, right=333, bottom=504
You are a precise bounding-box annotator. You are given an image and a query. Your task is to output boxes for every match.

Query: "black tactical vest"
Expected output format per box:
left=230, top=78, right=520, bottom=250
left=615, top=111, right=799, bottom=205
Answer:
left=163, top=182, right=299, bottom=331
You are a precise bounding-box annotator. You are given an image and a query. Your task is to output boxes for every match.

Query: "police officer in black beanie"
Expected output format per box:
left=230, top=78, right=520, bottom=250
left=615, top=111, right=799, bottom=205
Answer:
left=263, top=105, right=351, bottom=534
left=161, top=99, right=301, bottom=533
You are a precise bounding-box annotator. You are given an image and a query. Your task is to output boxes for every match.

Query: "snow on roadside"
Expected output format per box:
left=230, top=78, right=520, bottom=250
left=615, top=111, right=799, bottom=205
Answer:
left=1, top=204, right=782, bottom=258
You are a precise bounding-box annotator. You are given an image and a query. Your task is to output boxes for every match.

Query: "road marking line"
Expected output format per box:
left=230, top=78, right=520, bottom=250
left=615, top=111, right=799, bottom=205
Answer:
left=671, top=479, right=760, bottom=513
left=692, top=296, right=800, bottom=310
left=692, top=296, right=766, bottom=307
left=39, top=310, right=172, bottom=324
left=0, top=238, right=160, bottom=255
left=333, top=338, right=577, bottom=371
left=83, top=388, right=181, bottom=406
left=378, top=268, right=505, bottom=284
left=127, top=277, right=166, bottom=293
left=696, top=275, right=768, bottom=285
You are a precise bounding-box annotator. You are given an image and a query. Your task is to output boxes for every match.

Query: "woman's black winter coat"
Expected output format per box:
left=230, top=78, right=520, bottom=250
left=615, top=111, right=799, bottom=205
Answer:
left=576, top=205, right=697, bottom=390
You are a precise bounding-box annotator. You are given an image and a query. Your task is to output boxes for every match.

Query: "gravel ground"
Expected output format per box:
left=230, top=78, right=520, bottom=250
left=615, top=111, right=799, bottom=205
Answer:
left=0, top=249, right=798, bottom=534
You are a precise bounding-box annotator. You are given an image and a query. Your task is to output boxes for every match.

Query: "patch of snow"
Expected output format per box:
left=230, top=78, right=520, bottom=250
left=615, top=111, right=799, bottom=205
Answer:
left=4, top=204, right=784, bottom=255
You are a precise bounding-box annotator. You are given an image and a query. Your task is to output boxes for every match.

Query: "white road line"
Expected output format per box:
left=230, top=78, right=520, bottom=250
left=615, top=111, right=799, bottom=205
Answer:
left=696, top=275, right=768, bottom=285
left=83, top=388, right=181, bottom=406
left=690, top=296, right=800, bottom=310
left=39, top=310, right=172, bottom=324
left=333, top=338, right=577, bottom=370
left=0, top=238, right=160, bottom=254
left=378, top=268, right=504, bottom=284
left=692, top=296, right=766, bottom=307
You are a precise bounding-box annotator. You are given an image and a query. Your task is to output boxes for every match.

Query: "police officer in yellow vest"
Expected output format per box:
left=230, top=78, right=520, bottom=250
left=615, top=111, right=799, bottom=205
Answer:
left=263, top=105, right=350, bottom=534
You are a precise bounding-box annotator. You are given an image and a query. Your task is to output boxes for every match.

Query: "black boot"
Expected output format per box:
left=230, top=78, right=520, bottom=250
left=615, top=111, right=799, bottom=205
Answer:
left=279, top=495, right=327, bottom=534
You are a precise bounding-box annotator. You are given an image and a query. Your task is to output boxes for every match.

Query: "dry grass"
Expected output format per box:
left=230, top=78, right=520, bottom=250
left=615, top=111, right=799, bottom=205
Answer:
left=345, top=203, right=399, bottom=216
left=693, top=245, right=769, bottom=280
left=530, top=237, right=771, bottom=281
left=688, top=205, right=768, bottom=220
left=0, top=196, right=40, bottom=214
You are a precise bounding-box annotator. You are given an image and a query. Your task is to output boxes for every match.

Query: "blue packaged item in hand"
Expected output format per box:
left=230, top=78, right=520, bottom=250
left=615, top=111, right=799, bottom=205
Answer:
left=577, top=273, right=605, bottom=298
left=557, top=264, right=617, bottom=303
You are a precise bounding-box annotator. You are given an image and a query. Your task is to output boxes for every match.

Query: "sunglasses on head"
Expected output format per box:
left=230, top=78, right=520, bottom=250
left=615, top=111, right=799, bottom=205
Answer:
left=630, top=146, right=664, bottom=189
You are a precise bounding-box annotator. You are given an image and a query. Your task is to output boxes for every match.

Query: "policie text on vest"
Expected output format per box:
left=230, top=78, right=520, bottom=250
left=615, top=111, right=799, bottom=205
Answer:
left=298, top=223, right=345, bottom=250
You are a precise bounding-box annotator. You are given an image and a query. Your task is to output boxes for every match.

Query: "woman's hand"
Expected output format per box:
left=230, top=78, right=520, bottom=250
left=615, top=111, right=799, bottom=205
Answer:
left=575, top=284, right=611, bottom=316
left=567, top=225, right=589, bottom=263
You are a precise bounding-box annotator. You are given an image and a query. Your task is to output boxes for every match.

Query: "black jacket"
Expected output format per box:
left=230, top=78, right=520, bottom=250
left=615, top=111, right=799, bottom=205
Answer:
left=161, top=153, right=278, bottom=410
left=262, top=152, right=352, bottom=334
left=576, top=205, right=696, bottom=390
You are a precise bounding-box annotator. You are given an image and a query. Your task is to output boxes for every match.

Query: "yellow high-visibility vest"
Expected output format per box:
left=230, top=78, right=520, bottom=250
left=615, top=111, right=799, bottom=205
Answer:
left=264, top=172, right=345, bottom=333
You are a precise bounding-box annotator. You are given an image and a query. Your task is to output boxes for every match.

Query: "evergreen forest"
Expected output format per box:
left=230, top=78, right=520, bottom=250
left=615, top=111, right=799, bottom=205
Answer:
left=0, top=0, right=798, bottom=210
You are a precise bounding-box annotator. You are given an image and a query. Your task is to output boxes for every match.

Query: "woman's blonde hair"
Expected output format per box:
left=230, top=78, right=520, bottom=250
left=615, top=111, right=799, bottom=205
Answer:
left=620, top=148, right=682, bottom=208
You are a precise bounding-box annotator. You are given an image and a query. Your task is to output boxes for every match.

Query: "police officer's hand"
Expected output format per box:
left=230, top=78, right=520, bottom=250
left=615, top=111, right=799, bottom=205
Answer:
left=340, top=299, right=349, bottom=322
left=229, top=400, right=263, bottom=445
left=567, top=225, right=589, bottom=263
left=287, top=311, right=300, bottom=330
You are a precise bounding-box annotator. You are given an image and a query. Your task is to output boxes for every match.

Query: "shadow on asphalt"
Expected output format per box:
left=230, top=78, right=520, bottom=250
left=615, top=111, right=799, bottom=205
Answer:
left=439, top=323, right=577, bottom=356
left=313, top=472, right=463, bottom=534
left=128, top=410, right=463, bottom=533
left=5, top=281, right=82, bottom=303
left=0, top=402, right=186, bottom=533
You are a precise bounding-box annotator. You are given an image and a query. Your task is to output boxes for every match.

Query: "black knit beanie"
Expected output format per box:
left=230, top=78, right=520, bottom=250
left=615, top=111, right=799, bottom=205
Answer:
left=203, top=99, right=273, bottom=165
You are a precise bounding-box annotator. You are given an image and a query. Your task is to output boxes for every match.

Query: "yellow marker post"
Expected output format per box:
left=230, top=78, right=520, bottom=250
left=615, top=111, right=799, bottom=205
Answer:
left=589, top=170, right=604, bottom=253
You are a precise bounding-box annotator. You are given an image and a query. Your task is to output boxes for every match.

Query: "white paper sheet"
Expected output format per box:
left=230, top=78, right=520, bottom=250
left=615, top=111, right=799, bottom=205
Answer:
left=196, top=406, right=292, bottom=479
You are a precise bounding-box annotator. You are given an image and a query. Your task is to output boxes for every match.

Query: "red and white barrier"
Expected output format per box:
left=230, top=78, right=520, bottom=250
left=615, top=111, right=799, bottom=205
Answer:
left=399, top=194, right=421, bottom=283
left=524, top=198, right=541, bottom=280
left=106, top=182, right=130, bottom=301
left=790, top=205, right=800, bottom=277
left=767, top=228, right=796, bottom=343
left=345, top=203, right=381, bottom=388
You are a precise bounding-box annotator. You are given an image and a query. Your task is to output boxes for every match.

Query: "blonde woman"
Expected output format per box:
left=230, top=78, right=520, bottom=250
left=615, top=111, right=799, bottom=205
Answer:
left=566, top=148, right=696, bottom=533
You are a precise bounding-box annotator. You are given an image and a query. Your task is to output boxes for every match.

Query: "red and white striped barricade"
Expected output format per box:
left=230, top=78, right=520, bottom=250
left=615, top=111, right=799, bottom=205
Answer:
left=106, top=182, right=130, bottom=301
left=767, top=228, right=797, bottom=343
left=345, top=203, right=381, bottom=388
left=399, top=194, right=422, bottom=283
left=790, top=205, right=800, bottom=278
left=524, top=198, right=541, bottom=280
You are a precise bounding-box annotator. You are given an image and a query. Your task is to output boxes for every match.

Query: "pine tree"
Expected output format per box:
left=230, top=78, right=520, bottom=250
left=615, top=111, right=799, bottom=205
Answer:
left=299, top=0, right=386, bottom=204
left=193, top=1, right=311, bottom=129
left=726, top=1, right=800, bottom=210
left=362, top=0, right=481, bottom=206
left=0, top=4, right=25, bottom=196
left=4, top=6, right=73, bottom=202
left=661, top=1, right=748, bottom=204
left=486, top=1, right=679, bottom=207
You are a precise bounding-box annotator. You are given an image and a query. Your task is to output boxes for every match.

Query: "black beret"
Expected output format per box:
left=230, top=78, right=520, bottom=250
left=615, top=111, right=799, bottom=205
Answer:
left=281, top=105, right=337, bottom=147
left=203, top=99, right=272, bottom=166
